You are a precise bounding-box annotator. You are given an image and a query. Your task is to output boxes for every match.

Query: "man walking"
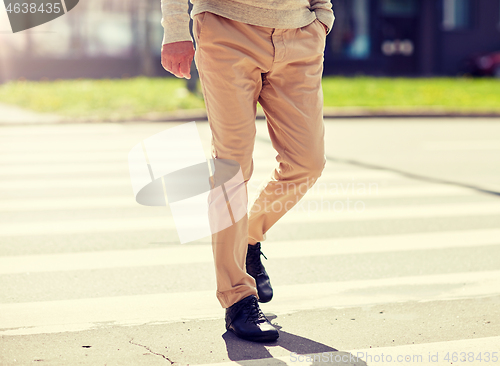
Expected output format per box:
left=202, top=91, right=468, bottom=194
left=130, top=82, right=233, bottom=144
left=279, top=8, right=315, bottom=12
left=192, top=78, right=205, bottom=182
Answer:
left=161, top=0, right=334, bottom=342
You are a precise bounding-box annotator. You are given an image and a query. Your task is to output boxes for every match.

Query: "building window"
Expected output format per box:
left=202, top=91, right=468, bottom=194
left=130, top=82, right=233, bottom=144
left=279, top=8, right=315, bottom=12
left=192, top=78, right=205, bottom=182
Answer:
left=330, top=0, right=370, bottom=59
left=443, top=0, right=471, bottom=30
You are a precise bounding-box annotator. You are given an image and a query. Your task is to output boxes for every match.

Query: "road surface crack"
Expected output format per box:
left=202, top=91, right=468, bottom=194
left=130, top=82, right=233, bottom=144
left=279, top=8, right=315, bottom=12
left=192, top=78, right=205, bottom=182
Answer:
left=129, top=339, right=174, bottom=364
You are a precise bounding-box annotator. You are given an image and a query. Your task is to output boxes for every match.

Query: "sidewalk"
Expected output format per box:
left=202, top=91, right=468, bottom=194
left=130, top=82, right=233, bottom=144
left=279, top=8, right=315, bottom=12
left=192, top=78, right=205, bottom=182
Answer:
left=0, top=102, right=62, bottom=125
left=1, top=103, right=499, bottom=125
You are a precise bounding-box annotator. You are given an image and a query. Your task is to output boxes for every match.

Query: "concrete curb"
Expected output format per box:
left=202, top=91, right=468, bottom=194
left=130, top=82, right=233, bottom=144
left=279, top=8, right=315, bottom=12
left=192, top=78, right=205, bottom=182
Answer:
left=68, top=110, right=500, bottom=124
left=1, top=107, right=500, bottom=126
left=68, top=108, right=500, bottom=123
left=144, top=109, right=500, bottom=123
left=97, top=109, right=500, bottom=123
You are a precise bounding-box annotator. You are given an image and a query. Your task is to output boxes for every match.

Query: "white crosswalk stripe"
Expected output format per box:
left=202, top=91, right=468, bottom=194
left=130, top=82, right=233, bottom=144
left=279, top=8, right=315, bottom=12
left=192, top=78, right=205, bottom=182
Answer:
left=0, top=184, right=479, bottom=212
left=1, top=122, right=499, bottom=365
left=2, top=270, right=500, bottom=336
left=2, top=202, right=499, bottom=237
left=1, top=229, right=499, bottom=274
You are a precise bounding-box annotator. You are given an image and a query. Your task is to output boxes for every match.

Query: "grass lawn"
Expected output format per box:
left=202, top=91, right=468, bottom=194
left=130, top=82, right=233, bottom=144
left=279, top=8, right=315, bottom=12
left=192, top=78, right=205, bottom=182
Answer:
left=322, top=77, right=500, bottom=111
left=0, top=76, right=498, bottom=120
left=0, top=77, right=205, bottom=120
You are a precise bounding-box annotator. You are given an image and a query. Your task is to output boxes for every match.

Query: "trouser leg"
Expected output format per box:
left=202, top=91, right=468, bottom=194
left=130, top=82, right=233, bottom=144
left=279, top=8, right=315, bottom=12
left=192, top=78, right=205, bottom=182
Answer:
left=193, top=12, right=274, bottom=308
left=248, top=20, right=327, bottom=244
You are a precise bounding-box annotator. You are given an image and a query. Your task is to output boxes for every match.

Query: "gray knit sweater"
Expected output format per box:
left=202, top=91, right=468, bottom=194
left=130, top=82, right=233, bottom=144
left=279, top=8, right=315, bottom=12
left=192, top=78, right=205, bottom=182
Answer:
left=161, top=0, right=334, bottom=44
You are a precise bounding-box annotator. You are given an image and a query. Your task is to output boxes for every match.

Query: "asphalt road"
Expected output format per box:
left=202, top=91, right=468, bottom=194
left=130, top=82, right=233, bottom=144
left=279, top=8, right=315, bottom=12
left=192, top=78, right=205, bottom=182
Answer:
left=0, top=118, right=499, bottom=366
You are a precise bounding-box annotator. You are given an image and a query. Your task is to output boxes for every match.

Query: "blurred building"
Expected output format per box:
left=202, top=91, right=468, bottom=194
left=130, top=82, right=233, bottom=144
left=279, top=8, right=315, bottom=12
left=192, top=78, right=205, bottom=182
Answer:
left=326, top=0, right=500, bottom=75
left=0, top=0, right=164, bottom=81
left=1, top=0, right=499, bottom=81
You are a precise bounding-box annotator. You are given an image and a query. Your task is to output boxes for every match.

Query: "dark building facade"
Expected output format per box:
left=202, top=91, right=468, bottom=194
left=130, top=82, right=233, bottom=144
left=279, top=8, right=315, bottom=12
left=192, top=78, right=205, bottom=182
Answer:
left=325, top=0, right=500, bottom=76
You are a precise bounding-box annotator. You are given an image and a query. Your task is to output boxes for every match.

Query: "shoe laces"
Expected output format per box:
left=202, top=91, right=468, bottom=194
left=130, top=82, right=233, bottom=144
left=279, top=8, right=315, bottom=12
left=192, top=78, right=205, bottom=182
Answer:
left=246, top=246, right=267, bottom=275
left=243, top=296, right=267, bottom=325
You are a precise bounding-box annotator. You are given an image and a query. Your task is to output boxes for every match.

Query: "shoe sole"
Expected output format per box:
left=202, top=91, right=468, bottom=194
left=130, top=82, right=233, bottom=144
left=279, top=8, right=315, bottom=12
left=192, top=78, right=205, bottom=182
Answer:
left=228, top=328, right=279, bottom=342
left=257, top=293, right=273, bottom=303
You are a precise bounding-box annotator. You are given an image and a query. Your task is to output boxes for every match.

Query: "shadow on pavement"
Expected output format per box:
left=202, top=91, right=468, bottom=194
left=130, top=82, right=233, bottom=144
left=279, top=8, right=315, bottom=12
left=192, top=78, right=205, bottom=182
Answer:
left=222, top=314, right=367, bottom=366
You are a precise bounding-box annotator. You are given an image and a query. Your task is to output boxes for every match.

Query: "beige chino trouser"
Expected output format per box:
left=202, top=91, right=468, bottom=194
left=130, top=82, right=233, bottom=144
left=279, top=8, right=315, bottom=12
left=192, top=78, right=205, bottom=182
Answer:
left=193, top=12, right=327, bottom=308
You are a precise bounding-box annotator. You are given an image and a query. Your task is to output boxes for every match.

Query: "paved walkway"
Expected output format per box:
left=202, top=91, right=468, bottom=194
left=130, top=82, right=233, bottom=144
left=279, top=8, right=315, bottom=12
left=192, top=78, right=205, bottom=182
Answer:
left=0, top=102, right=62, bottom=124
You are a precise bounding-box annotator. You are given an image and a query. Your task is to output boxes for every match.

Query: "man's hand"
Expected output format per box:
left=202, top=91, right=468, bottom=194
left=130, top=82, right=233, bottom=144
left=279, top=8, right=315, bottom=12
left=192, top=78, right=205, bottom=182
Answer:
left=161, top=41, right=195, bottom=79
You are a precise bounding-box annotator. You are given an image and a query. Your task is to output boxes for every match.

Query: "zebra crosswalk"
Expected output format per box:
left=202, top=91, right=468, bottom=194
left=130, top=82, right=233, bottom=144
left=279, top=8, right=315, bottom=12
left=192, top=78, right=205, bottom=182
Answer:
left=1, top=121, right=499, bottom=365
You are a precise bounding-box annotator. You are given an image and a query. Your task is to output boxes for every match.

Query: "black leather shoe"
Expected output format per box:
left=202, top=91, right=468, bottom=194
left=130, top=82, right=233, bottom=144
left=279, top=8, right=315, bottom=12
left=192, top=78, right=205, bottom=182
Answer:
left=246, top=242, right=273, bottom=303
left=225, top=295, right=279, bottom=342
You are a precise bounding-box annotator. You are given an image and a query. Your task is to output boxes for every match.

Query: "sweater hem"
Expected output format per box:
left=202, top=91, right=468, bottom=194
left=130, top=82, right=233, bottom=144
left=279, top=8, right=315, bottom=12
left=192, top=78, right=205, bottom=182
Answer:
left=192, top=0, right=318, bottom=29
